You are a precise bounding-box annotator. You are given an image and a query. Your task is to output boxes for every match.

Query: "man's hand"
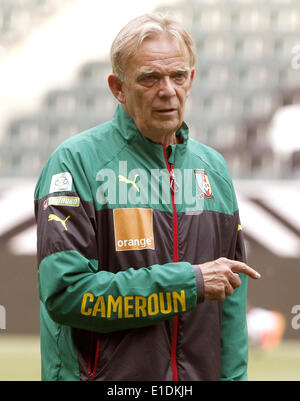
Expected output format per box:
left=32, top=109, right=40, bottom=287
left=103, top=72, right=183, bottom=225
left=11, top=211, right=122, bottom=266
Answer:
left=199, top=257, right=261, bottom=301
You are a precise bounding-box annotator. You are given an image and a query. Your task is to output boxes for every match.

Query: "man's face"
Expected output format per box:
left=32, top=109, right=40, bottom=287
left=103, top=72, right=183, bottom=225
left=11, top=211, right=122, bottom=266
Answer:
left=119, top=33, right=194, bottom=142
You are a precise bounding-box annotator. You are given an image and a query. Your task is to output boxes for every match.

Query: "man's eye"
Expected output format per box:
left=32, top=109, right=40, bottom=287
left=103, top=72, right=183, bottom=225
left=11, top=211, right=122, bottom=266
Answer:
left=173, top=73, right=187, bottom=83
left=145, top=75, right=156, bottom=81
left=139, top=75, right=158, bottom=86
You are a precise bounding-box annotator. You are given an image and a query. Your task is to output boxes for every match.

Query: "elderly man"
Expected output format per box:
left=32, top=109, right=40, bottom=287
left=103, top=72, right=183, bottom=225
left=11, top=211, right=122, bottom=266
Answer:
left=35, top=13, right=260, bottom=381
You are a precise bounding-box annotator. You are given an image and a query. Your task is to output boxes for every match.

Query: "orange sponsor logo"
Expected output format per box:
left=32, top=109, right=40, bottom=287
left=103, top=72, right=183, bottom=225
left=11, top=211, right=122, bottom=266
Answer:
left=113, top=208, right=155, bottom=251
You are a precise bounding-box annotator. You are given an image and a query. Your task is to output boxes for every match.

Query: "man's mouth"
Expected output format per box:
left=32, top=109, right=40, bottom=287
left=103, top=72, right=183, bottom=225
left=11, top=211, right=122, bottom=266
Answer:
left=155, top=108, right=177, bottom=115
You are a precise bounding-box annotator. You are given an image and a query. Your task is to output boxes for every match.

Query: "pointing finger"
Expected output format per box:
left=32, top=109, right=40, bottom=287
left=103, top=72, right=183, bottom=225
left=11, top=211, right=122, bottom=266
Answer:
left=229, top=260, right=261, bottom=279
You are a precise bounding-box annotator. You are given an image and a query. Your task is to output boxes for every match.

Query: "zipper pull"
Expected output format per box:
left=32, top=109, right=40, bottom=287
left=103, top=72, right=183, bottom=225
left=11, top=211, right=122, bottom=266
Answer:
left=169, top=165, right=180, bottom=193
left=162, top=146, right=180, bottom=193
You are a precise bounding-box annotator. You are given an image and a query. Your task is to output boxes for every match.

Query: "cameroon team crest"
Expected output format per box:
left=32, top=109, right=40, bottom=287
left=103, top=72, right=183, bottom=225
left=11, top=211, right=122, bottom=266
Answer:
left=194, top=169, right=214, bottom=200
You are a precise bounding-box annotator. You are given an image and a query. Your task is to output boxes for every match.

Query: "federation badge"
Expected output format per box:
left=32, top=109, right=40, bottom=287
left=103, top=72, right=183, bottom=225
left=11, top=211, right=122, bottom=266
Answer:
left=194, top=169, right=214, bottom=200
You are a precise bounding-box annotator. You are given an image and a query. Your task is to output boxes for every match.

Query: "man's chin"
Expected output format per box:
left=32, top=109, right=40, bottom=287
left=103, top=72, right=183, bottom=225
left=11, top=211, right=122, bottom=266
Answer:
left=158, top=122, right=181, bottom=135
left=153, top=116, right=181, bottom=130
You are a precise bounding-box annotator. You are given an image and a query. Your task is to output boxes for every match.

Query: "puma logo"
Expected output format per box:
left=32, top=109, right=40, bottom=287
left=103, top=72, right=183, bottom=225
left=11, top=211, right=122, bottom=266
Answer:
left=118, top=174, right=140, bottom=192
left=48, top=214, right=70, bottom=231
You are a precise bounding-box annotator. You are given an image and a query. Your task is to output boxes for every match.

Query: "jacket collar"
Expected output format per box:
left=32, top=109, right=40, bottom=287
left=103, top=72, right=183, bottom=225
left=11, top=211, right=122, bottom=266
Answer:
left=112, top=104, right=189, bottom=165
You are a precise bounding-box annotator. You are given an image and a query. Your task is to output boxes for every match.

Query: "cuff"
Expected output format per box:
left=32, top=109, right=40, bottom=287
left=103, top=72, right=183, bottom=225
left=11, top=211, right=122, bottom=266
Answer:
left=192, top=265, right=205, bottom=303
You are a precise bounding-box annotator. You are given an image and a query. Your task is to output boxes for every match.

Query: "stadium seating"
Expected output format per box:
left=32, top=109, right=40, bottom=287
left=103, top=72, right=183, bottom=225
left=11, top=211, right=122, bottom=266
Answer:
left=0, top=0, right=300, bottom=178
left=0, top=0, right=74, bottom=46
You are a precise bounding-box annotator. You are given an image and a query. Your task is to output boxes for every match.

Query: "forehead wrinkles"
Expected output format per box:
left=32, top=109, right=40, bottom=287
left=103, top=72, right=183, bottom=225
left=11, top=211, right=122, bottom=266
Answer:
left=137, top=40, right=189, bottom=62
left=135, top=48, right=189, bottom=73
left=124, top=35, right=190, bottom=80
left=140, top=57, right=188, bottom=73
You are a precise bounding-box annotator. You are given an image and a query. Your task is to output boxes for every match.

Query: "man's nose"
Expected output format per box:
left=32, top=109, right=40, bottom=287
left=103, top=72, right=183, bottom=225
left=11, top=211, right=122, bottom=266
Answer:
left=158, top=76, right=176, bottom=97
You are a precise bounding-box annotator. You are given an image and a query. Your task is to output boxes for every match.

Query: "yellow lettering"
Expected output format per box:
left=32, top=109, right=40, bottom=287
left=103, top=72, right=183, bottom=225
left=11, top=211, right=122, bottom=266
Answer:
left=92, top=296, right=106, bottom=317
left=81, top=292, right=186, bottom=319
left=173, top=290, right=186, bottom=313
left=148, top=293, right=159, bottom=316
left=135, top=296, right=147, bottom=317
left=81, top=293, right=94, bottom=316
left=107, top=295, right=122, bottom=318
left=124, top=296, right=134, bottom=318
left=159, top=292, right=172, bottom=314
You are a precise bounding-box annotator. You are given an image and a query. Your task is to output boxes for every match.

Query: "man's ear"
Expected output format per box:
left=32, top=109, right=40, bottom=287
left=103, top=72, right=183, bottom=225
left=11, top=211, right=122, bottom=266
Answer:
left=108, top=74, right=126, bottom=103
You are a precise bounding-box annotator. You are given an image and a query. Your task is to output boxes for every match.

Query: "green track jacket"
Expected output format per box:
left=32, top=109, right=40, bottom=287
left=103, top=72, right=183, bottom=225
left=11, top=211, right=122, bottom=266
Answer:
left=34, top=104, right=248, bottom=381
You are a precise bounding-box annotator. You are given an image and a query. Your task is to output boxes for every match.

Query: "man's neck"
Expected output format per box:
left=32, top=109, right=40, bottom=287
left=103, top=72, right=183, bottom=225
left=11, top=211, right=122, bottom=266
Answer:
left=146, top=132, right=182, bottom=146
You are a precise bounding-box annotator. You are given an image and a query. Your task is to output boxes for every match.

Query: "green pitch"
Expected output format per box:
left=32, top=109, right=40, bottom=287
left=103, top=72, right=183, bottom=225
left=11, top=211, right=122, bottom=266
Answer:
left=0, top=335, right=299, bottom=381
left=0, top=335, right=41, bottom=381
left=248, top=341, right=300, bottom=381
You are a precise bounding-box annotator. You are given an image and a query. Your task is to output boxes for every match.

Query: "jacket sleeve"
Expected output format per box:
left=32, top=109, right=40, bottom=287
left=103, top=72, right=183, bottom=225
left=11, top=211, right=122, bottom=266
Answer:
left=220, top=189, right=249, bottom=381
left=35, top=146, right=199, bottom=334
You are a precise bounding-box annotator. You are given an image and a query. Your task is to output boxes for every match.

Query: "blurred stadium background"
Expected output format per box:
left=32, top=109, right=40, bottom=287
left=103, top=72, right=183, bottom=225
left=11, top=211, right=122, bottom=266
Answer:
left=0, top=0, right=300, bottom=381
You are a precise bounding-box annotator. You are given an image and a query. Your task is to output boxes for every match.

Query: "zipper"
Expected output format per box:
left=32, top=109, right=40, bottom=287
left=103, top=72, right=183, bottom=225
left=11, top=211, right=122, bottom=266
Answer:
left=163, top=145, right=179, bottom=382
left=88, top=332, right=101, bottom=381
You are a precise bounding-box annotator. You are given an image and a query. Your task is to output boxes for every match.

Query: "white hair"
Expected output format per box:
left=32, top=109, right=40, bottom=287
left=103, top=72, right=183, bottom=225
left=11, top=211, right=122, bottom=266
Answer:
left=110, top=13, right=197, bottom=81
